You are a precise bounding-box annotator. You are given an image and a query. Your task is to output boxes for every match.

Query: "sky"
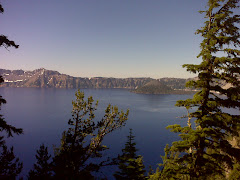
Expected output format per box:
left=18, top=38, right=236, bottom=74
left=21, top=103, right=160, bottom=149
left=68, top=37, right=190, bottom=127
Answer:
left=0, top=0, right=209, bottom=78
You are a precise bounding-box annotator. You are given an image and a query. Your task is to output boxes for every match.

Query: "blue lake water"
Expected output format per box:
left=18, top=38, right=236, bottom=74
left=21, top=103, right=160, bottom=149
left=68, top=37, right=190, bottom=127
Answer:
left=0, top=88, right=194, bottom=178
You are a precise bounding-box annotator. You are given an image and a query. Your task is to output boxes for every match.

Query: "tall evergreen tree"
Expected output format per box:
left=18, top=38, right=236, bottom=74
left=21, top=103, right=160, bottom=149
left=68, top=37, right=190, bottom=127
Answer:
left=0, top=145, right=23, bottom=179
left=149, top=144, right=186, bottom=180
left=52, top=90, right=129, bottom=179
left=114, top=129, right=145, bottom=180
left=0, top=3, right=22, bottom=143
left=0, top=3, right=23, bottom=179
left=28, top=144, right=52, bottom=180
left=155, top=0, right=240, bottom=179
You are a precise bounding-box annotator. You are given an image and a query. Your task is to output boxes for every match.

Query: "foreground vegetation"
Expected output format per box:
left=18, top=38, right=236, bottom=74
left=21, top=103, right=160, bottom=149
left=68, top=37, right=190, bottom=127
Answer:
left=150, top=0, right=240, bottom=179
left=1, top=0, right=240, bottom=179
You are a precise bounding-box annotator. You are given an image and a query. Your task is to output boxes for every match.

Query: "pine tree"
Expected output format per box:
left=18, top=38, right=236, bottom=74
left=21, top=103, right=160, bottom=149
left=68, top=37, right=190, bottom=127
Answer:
left=228, top=163, right=240, bottom=179
left=149, top=144, right=182, bottom=180
left=0, top=145, right=23, bottom=179
left=28, top=144, right=52, bottom=180
left=156, top=0, right=240, bottom=179
left=0, top=2, right=22, bottom=143
left=0, top=3, right=23, bottom=179
left=52, top=90, right=129, bottom=179
left=0, top=3, right=22, bottom=143
left=114, top=129, right=145, bottom=180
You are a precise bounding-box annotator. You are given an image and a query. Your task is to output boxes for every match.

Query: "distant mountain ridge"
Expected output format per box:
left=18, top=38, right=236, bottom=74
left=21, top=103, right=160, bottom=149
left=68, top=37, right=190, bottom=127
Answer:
left=0, top=68, right=191, bottom=90
left=0, top=68, right=152, bottom=89
left=0, top=68, right=233, bottom=94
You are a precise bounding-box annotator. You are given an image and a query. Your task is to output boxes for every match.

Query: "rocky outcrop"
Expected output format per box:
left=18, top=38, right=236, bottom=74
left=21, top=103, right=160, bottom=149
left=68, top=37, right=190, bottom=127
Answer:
left=1, top=68, right=232, bottom=92
left=0, top=68, right=152, bottom=89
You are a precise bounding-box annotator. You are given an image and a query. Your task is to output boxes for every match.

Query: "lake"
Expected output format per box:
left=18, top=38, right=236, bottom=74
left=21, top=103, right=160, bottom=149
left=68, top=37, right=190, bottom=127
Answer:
left=0, top=88, right=193, bottom=178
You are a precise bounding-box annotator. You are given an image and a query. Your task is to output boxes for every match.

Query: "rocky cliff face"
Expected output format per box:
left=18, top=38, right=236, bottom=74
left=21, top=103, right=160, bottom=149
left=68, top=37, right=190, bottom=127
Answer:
left=0, top=68, right=153, bottom=89
left=1, top=68, right=232, bottom=91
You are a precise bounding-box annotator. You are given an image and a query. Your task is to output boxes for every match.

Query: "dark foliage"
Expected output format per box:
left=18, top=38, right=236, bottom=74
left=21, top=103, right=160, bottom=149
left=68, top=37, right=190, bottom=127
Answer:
left=0, top=3, right=23, bottom=178
left=0, top=35, right=19, bottom=50
left=0, top=3, right=19, bottom=50
left=114, top=129, right=145, bottom=180
left=52, top=90, right=129, bottom=179
left=0, top=145, right=23, bottom=179
left=154, top=0, right=240, bottom=179
left=28, top=144, right=52, bottom=180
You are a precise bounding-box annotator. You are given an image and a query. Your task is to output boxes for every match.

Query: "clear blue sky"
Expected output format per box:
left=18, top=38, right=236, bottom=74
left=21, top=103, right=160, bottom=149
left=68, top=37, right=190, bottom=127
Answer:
left=0, top=0, right=208, bottom=78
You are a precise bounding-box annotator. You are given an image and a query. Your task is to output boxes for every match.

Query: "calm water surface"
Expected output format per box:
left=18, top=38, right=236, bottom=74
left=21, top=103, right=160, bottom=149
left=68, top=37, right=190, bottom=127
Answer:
left=0, top=88, right=193, bottom=178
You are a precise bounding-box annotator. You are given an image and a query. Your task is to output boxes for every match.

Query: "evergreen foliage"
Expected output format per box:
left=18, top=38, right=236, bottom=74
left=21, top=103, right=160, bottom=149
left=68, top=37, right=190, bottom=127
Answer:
left=147, top=166, right=154, bottom=177
left=150, top=145, right=181, bottom=180
left=0, top=3, right=19, bottom=50
left=114, top=129, right=145, bottom=180
left=52, top=90, right=129, bottom=179
left=0, top=35, right=19, bottom=50
left=0, top=3, right=22, bottom=141
left=228, top=163, right=240, bottom=179
left=0, top=3, right=23, bottom=178
left=153, top=0, right=240, bottom=179
left=0, top=145, right=23, bottom=179
left=28, top=144, right=52, bottom=180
